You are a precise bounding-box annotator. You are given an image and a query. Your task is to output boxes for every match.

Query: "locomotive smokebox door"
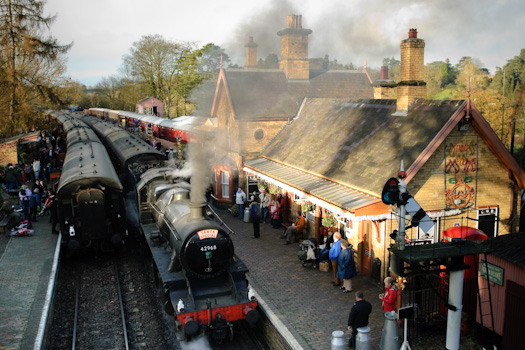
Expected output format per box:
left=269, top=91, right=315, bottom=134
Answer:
left=77, top=189, right=106, bottom=240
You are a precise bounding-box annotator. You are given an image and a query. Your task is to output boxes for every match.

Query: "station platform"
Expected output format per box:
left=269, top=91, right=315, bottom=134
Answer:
left=0, top=202, right=60, bottom=350
left=215, top=208, right=387, bottom=350
left=0, top=201, right=388, bottom=350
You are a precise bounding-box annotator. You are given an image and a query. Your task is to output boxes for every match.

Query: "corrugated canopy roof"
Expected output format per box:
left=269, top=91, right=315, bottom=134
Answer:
left=244, top=157, right=378, bottom=212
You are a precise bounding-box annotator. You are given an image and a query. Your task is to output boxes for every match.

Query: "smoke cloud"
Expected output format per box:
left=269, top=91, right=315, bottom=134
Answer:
left=222, top=0, right=525, bottom=74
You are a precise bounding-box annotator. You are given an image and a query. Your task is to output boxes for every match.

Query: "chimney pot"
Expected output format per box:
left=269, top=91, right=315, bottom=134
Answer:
left=408, top=28, right=417, bottom=39
left=380, top=66, right=389, bottom=80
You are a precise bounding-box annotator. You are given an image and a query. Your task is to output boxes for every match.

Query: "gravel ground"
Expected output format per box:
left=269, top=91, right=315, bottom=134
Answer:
left=47, top=237, right=176, bottom=349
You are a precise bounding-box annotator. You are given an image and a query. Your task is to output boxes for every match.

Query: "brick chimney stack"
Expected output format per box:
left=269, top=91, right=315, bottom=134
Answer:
left=395, top=28, right=426, bottom=115
left=373, top=65, right=396, bottom=99
left=277, top=14, right=312, bottom=80
left=244, top=36, right=258, bottom=69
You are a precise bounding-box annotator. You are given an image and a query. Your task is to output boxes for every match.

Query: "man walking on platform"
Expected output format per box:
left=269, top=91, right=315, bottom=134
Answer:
left=347, top=291, right=372, bottom=348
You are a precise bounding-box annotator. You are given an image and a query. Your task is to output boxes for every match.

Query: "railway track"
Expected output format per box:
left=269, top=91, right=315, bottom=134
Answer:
left=48, top=243, right=176, bottom=350
left=72, top=258, right=128, bottom=349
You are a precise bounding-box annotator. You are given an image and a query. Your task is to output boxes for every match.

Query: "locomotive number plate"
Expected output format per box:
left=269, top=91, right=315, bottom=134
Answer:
left=200, top=245, right=217, bottom=252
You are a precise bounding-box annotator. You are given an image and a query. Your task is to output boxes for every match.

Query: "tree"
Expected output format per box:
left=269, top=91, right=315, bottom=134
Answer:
left=471, top=88, right=515, bottom=147
left=197, top=44, right=230, bottom=75
left=260, top=53, right=279, bottom=69
left=454, top=57, right=490, bottom=90
left=121, top=36, right=224, bottom=118
left=0, top=0, right=71, bottom=137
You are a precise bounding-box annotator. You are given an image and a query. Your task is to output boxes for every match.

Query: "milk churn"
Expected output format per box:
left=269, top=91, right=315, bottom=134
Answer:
left=380, top=311, right=399, bottom=350
left=244, top=208, right=250, bottom=223
left=331, top=330, right=346, bottom=350
left=356, top=326, right=371, bottom=350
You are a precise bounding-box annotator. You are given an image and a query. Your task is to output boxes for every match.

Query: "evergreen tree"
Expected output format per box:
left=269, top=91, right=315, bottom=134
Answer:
left=0, top=0, right=71, bottom=137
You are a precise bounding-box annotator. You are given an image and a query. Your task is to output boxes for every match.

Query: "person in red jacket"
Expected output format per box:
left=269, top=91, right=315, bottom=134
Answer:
left=379, top=277, right=397, bottom=312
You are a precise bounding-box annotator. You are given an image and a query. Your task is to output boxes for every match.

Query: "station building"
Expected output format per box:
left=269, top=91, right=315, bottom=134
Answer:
left=190, top=16, right=525, bottom=282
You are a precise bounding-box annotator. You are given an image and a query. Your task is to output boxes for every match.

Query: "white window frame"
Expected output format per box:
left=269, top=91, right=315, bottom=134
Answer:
left=221, top=171, right=230, bottom=199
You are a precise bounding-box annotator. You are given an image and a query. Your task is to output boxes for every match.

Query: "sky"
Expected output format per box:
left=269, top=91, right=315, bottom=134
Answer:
left=44, top=0, right=525, bottom=87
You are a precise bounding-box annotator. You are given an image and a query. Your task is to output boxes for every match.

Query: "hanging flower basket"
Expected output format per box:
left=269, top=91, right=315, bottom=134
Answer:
left=322, top=214, right=337, bottom=228
left=301, top=201, right=314, bottom=213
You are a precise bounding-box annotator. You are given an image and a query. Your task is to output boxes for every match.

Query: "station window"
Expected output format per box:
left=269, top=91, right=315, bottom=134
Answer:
left=221, top=171, right=230, bottom=199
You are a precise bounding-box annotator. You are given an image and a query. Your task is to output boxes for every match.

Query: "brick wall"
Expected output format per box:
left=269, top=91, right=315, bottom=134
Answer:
left=374, top=86, right=396, bottom=99
left=0, top=140, right=18, bottom=166
left=410, top=127, right=518, bottom=234
left=240, top=121, right=287, bottom=155
left=396, top=85, right=426, bottom=110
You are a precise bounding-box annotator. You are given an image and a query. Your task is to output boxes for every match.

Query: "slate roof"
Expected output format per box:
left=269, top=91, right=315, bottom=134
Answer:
left=259, top=98, right=465, bottom=198
left=191, top=69, right=374, bottom=119
left=486, top=233, right=525, bottom=269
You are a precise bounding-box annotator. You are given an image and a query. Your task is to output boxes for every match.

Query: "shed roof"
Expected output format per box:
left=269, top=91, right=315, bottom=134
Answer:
left=487, top=233, right=525, bottom=269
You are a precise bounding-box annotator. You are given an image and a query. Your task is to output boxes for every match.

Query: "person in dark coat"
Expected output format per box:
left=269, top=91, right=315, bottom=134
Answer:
left=337, top=239, right=357, bottom=292
left=347, top=291, right=372, bottom=348
left=28, top=188, right=40, bottom=222
left=249, top=200, right=261, bottom=238
left=315, top=230, right=334, bottom=266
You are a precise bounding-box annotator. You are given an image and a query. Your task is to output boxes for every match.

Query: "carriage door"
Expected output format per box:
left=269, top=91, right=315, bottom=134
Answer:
left=360, top=221, right=372, bottom=276
left=77, top=189, right=106, bottom=240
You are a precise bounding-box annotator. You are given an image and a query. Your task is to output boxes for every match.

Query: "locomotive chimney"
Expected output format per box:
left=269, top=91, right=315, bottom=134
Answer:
left=189, top=202, right=206, bottom=220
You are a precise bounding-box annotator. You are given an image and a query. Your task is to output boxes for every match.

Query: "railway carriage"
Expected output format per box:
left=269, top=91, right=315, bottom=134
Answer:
left=54, top=113, right=126, bottom=255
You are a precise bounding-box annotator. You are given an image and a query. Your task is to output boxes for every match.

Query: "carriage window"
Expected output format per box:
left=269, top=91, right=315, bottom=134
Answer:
left=221, top=171, right=230, bottom=198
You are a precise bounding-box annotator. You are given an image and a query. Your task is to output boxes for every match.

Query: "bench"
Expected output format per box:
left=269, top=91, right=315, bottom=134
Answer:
left=281, top=222, right=303, bottom=242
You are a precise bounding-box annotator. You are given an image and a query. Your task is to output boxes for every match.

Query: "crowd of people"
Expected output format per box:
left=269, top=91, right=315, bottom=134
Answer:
left=234, top=186, right=402, bottom=348
left=235, top=187, right=287, bottom=240
left=3, top=129, right=62, bottom=233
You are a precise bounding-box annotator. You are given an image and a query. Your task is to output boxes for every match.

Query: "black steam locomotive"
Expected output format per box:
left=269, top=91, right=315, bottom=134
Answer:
left=54, top=112, right=126, bottom=254
left=136, top=166, right=259, bottom=342
left=58, top=111, right=258, bottom=341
